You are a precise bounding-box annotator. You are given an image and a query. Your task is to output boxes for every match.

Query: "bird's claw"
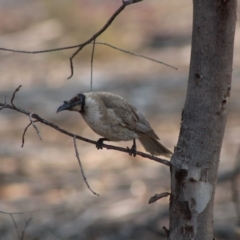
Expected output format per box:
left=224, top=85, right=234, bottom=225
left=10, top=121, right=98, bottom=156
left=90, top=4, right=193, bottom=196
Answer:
left=96, top=139, right=104, bottom=150
left=96, top=138, right=109, bottom=150
left=127, top=146, right=137, bottom=157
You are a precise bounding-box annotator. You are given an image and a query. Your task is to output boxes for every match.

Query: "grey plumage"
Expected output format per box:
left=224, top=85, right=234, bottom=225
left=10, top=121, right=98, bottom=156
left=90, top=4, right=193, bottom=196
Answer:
left=57, top=92, right=172, bottom=157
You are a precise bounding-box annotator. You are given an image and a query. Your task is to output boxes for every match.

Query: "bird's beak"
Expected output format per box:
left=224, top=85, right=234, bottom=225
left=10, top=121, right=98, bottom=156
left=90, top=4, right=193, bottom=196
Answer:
left=57, top=101, right=74, bottom=113
left=57, top=101, right=71, bottom=113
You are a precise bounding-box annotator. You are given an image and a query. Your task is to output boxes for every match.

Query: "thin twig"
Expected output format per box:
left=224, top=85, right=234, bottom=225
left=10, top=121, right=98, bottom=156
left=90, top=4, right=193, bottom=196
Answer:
left=11, top=85, right=22, bottom=108
left=67, top=1, right=138, bottom=79
left=148, top=192, right=171, bottom=204
left=0, top=210, right=24, bottom=240
left=0, top=42, right=177, bottom=70
left=73, top=136, right=100, bottom=196
left=0, top=2, right=143, bottom=79
left=22, top=120, right=39, bottom=147
left=29, top=114, right=42, bottom=141
left=0, top=210, right=24, bottom=215
left=90, top=40, right=96, bottom=91
left=94, top=42, right=178, bottom=70
left=20, top=218, right=32, bottom=240
left=0, top=96, right=7, bottom=111
left=0, top=102, right=171, bottom=167
left=0, top=1, right=176, bottom=78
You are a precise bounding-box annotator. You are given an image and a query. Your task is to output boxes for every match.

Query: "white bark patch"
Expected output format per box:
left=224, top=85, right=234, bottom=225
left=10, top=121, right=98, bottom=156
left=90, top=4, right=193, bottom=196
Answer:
left=188, top=166, right=201, bottom=181
left=185, top=181, right=213, bottom=213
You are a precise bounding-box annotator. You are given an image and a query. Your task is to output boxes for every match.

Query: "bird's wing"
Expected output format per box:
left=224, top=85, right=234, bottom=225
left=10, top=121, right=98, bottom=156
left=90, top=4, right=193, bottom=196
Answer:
left=99, top=93, right=159, bottom=140
left=136, top=113, right=160, bottom=139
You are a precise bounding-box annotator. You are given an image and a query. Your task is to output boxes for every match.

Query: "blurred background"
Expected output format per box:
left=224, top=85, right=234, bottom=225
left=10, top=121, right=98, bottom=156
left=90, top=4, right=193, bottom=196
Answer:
left=0, top=0, right=240, bottom=239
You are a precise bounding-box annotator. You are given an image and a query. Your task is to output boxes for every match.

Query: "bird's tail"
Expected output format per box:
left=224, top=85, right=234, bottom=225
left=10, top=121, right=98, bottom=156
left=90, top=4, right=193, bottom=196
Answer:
left=139, top=137, right=172, bottom=158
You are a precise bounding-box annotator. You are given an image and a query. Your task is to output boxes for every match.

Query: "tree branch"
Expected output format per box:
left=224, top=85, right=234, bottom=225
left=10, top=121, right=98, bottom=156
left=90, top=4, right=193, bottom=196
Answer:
left=28, top=114, right=42, bottom=141
left=21, top=120, right=39, bottom=147
left=11, top=85, right=22, bottom=108
left=0, top=41, right=177, bottom=70
left=67, top=1, right=139, bottom=79
left=0, top=96, right=7, bottom=111
left=0, top=0, right=177, bottom=79
left=0, top=210, right=24, bottom=240
left=0, top=102, right=171, bottom=167
left=148, top=192, right=171, bottom=204
left=92, top=42, right=177, bottom=70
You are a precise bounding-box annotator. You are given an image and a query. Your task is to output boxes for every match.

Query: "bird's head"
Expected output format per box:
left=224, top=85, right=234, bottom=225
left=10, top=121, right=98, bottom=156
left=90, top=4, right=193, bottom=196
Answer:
left=57, top=93, right=85, bottom=113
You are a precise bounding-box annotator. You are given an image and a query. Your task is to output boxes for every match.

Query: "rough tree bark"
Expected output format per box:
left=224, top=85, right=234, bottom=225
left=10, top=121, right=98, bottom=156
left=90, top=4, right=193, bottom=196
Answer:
left=169, top=0, right=237, bottom=239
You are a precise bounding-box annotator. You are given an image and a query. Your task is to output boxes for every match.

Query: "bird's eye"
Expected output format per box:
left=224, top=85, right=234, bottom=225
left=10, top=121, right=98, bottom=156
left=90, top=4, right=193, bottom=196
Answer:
left=70, top=96, right=78, bottom=103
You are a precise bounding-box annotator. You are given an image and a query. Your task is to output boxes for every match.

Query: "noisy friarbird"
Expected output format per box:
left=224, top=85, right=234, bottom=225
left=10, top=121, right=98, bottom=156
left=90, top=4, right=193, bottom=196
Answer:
left=57, top=92, right=172, bottom=157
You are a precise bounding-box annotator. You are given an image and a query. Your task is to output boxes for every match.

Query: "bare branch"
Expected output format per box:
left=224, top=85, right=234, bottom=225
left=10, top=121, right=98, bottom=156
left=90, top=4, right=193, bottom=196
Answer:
left=0, top=41, right=177, bottom=70
left=0, top=2, right=132, bottom=58
left=0, top=102, right=171, bottom=167
left=0, top=210, right=32, bottom=240
left=94, top=42, right=178, bottom=70
left=29, top=114, right=42, bottom=141
left=0, top=96, right=7, bottom=111
left=67, top=2, right=135, bottom=79
left=0, top=210, right=24, bottom=240
left=11, top=85, right=22, bottom=108
left=20, top=218, right=32, bottom=240
left=148, top=192, right=171, bottom=204
left=21, top=120, right=39, bottom=147
left=0, top=210, right=24, bottom=215
left=0, top=2, right=177, bottom=77
left=73, top=136, right=100, bottom=196
left=1, top=2, right=146, bottom=79
left=90, top=40, right=96, bottom=91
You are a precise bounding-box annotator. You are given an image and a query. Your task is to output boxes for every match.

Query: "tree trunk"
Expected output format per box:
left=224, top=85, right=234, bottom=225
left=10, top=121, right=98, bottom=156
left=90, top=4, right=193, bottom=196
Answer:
left=169, top=0, right=237, bottom=239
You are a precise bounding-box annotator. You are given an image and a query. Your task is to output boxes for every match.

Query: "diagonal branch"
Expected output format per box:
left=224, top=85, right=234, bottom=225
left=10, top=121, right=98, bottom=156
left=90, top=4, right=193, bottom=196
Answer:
left=93, top=42, right=177, bottom=70
left=11, top=85, right=22, bottom=108
left=67, top=1, right=139, bottom=79
left=22, top=120, right=39, bottom=147
left=0, top=102, right=171, bottom=167
left=29, top=114, right=42, bottom=141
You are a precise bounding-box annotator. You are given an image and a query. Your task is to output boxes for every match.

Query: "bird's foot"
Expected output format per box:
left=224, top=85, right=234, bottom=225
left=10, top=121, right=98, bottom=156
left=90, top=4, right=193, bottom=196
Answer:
left=96, top=138, right=109, bottom=150
left=127, top=143, right=137, bottom=157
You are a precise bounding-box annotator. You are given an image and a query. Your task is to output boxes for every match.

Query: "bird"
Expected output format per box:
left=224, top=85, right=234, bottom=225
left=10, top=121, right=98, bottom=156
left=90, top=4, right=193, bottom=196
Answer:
left=57, top=92, right=172, bottom=157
